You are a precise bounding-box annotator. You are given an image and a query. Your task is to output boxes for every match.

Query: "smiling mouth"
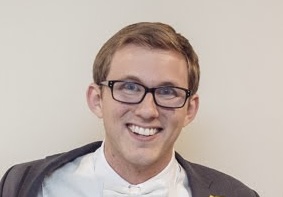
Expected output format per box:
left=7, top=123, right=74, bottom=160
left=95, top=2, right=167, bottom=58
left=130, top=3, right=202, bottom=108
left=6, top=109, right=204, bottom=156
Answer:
left=128, top=124, right=161, bottom=136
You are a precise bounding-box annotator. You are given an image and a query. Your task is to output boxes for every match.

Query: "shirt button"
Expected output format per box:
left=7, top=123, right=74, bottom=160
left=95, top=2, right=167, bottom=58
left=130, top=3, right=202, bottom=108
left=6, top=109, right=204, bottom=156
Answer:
left=128, top=185, right=141, bottom=195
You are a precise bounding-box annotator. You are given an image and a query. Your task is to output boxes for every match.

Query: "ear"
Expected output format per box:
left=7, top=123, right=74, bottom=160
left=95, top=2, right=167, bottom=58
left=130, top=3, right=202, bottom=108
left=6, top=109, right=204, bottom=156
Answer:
left=86, top=83, right=103, bottom=118
left=183, top=94, right=199, bottom=127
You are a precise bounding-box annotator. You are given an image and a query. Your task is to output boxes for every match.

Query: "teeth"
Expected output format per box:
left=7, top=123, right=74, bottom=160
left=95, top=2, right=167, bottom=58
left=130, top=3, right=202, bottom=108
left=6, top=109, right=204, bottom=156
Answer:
left=129, top=125, right=159, bottom=136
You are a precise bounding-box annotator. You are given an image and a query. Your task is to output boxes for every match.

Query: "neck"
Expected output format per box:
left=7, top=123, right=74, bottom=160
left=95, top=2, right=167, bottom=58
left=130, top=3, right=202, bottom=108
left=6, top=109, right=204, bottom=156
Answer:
left=103, top=144, right=173, bottom=185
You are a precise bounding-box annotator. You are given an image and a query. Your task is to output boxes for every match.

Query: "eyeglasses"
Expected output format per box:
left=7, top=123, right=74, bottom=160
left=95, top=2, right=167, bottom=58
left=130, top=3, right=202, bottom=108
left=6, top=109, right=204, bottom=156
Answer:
left=100, top=80, right=191, bottom=108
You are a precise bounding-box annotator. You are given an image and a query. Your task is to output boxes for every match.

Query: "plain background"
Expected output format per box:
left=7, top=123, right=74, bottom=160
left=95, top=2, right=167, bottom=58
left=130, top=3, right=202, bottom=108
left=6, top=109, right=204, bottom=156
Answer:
left=0, top=1, right=282, bottom=196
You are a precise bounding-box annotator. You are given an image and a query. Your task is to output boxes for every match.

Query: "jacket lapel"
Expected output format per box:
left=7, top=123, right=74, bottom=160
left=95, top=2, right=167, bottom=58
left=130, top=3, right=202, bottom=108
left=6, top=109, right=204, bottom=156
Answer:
left=21, top=142, right=103, bottom=197
left=175, top=152, right=213, bottom=197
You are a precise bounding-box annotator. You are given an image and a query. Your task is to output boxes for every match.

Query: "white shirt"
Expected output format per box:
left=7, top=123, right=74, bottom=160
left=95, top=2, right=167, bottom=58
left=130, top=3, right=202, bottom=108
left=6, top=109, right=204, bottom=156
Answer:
left=37, top=142, right=192, bottom=197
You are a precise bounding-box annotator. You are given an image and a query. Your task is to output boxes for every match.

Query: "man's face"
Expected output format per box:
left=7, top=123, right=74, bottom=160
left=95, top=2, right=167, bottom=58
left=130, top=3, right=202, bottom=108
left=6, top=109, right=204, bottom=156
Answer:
left=88, top=44, right=198, bottom=172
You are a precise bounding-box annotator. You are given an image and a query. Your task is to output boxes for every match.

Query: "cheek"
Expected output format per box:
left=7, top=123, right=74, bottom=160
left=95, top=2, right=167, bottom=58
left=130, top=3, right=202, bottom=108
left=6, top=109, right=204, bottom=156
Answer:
left=102, top=101, right=130, bottom=120
left=169, top=110, right=188, bottom=128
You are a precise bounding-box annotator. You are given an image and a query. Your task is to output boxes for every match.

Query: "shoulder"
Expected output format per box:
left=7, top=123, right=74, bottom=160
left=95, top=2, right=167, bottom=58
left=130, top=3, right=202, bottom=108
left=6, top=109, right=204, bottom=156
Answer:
left=0, top=141, right=103, bottom=197
left=175, top=152, right=260, bottom=197
left=0, top=158, right=50, bottom=197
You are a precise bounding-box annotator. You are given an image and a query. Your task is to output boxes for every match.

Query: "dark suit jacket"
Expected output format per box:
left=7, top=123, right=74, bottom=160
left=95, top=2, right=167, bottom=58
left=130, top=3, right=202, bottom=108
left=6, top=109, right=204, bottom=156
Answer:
left=0, top=141, right=259, bottom=197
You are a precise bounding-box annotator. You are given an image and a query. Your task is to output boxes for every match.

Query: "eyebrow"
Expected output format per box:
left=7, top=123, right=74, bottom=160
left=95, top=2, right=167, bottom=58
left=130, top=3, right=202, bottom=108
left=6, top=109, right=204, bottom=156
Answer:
left=114, top=75, right=186, bottom=88
left=117, top=75, right=142, bottom=83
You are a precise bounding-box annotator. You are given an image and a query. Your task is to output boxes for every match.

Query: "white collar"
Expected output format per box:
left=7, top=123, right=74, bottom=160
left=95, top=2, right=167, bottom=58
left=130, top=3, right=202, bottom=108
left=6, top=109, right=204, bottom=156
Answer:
left=94, top=141, right=191, bottom=196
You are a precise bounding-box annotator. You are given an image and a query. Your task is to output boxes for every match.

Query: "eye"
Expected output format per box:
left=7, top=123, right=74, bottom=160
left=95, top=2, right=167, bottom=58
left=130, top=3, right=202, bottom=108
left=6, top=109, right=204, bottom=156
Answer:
left=156, top=87, right=177, bottom=97
left=123, top=82, right=140, bottom=91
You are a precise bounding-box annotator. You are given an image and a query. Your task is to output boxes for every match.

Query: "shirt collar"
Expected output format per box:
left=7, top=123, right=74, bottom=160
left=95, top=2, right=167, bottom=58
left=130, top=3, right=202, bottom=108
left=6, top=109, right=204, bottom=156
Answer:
left=93, top=140, right=183, bottom=196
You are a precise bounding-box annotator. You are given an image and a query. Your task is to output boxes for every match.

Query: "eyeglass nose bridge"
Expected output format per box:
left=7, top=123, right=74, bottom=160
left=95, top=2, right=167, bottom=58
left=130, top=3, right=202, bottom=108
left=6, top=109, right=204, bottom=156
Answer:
left=138, top=87, right=159, bottom=105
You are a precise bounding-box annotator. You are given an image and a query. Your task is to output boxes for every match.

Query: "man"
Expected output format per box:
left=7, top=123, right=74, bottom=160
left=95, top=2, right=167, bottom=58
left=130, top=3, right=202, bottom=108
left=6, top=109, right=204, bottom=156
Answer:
left=0, top=22, right=259, bottom=196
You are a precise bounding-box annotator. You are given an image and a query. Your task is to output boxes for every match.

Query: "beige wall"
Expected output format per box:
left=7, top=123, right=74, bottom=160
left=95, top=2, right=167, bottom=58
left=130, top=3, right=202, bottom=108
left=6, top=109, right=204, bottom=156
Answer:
left=1, top=1, right=282, bottom=196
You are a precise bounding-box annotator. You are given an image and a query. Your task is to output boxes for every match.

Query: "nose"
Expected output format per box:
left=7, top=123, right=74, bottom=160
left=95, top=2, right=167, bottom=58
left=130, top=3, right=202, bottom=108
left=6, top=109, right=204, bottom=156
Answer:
left=134, top=93, right=159, bottom=119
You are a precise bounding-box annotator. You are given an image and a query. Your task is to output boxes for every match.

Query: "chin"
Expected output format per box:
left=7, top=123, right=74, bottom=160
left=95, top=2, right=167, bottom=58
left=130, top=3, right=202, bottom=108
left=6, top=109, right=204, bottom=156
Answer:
left=127, top=152, right=160, bottom=167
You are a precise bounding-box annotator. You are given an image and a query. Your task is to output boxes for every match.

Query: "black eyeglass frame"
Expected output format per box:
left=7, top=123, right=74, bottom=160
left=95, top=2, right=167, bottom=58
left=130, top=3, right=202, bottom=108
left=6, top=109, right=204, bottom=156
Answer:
left=100, top=80, right=191, bottom=109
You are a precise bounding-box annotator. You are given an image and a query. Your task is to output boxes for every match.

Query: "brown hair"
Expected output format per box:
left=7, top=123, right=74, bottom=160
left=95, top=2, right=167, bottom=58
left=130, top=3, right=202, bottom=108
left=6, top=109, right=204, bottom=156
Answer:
left=93, top=22, right=200, bottom=95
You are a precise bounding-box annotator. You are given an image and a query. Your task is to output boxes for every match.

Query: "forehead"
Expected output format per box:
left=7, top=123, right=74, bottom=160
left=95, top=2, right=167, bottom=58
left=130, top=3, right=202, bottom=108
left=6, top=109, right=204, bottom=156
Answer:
left=108, top=45, right=188, bottom=87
